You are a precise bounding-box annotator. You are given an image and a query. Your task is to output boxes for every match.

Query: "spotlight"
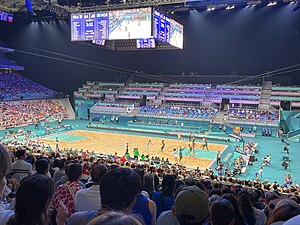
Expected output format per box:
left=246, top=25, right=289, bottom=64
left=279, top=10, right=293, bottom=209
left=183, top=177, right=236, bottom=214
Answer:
left=267, top=1, right=277, bottom=6
left=226, top=5, right=235, bottom=9
left=207, top=6, right=216, bottom=11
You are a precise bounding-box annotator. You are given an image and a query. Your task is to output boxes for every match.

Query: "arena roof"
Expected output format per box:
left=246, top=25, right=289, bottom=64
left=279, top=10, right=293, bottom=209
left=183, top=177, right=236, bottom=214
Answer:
left=0, top=0, right=297, bottom=21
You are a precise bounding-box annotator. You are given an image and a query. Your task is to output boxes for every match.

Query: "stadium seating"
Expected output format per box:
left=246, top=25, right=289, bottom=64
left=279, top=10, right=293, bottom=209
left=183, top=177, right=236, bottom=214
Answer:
left=0, top=73, right=58, bottom=100
left=228, top=109, right=279, bottom=123
left=90, top=102, right=134, bottom=114
left=138, top=105, right=218, bottom=119
left=0, top=56, right=23, bottom=70
left=0, top=99, right=68, bottom=128
left=74, top=81, right=125, bottom=101
left=206, top=85, right=262, bottom=105
left=271, top=86, right=300, bottom=108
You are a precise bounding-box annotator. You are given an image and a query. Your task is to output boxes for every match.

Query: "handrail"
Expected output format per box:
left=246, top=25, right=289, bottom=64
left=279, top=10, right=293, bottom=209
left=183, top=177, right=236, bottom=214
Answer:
left=288, top=128, right=300, bottom=138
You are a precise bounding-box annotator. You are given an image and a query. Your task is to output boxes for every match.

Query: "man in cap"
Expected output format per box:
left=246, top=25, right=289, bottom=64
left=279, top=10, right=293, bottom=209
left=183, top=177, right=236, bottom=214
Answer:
left=11, top=149, right=32, bottom=182
left=157, top=186, right=210, bottom=225
left=172, top=186, right=210, bottom=225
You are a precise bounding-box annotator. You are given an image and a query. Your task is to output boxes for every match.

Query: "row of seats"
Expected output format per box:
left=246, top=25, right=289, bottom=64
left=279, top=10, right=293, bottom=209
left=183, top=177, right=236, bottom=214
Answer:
left=271, top=86, right=300, bottom=107
left=138, top=105, right=218, bottom=119
left=228, top=109, right=279, bottom=123
left=75, top=81, right=300, bottom=110
left=90, top=102, right=134, bottom=114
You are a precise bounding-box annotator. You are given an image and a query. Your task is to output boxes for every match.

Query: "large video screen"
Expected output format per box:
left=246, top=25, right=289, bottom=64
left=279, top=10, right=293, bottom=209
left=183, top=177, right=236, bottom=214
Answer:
left=71, top=7, right=184, bottom=49
left=153, top=10, right=170, bottom=43
left=136, top=38, right=156, bottom=49
left=109, top=8, right=152, bottom=40
left=170, top=19, right=183, bottom=49
left=71, top=8, right=152, bottom=41
left=71, top=12, right=109, bottom=41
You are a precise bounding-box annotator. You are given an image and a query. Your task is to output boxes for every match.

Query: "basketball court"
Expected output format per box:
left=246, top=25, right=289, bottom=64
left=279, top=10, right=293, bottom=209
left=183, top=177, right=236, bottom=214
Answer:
left=41, top=130, right=228, bottom=169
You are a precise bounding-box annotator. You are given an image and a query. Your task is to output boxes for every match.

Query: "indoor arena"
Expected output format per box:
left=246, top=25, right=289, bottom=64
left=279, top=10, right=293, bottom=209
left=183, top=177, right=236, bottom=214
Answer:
left=0, top=1, right=300, bottom=225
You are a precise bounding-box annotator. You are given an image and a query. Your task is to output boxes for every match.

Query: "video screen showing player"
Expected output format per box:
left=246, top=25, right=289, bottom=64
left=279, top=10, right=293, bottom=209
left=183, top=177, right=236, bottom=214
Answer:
left=109, top=8, right=152, bottom=40
left=170, top=19, right=183, bottom=49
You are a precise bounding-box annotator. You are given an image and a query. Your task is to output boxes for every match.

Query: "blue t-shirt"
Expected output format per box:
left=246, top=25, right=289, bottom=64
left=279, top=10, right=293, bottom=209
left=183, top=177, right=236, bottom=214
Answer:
left=132, top=194, right=152, bottom=225
left=151, top=191, right=174, bottom=219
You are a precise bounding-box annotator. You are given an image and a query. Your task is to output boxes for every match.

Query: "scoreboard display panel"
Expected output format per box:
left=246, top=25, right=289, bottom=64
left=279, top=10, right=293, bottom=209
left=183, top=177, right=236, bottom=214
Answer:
left=108, top=8, right=152, bottom=40
left=71, top=12, right=109, bottom=41
left=170, top=19, right=183, bottom=49
left=70, top=7, right=183, bottom=49
left=84, top=13, right=95, bottom=40
left=136, top=38, right=156, bottom=49
left=153, top=10, right=170, bottom=43
left=0, top=11, right=13, bottom=23
left=94, top=12, right=109, bottom=40
left=92, top=39, right=106, bottom=46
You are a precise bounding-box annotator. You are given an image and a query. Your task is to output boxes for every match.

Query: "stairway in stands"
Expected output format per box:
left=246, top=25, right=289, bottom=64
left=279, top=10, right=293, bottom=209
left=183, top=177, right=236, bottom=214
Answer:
left=258, top=81, right=272, bottom=111
left=202, top=86, right=213, bottom=107
left=154, top=84, right=168, bottom=105
left=58, top=98, right=75, bottom=119
left=213, top=111, right=234, bottom=128
left=214, top=111, right=226, bottom=124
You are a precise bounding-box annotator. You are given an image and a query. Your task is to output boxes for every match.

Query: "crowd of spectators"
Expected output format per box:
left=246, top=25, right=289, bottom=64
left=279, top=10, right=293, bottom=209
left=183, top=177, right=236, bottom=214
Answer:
left=228, top=109, right=279, bottom=124
left=1, top=138, right=300, bottom=225
left=0, top=72, right=58, bottom=100
left=139, top=106, right=218, bottom=119
left=0, top=99, right=68, bottom=128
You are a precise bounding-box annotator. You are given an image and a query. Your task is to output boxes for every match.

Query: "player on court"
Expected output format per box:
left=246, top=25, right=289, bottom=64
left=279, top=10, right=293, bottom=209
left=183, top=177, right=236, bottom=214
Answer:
left=55, top=137, right=59, bottom=151
left=179, top=147, right=183, bottom=163
left=173, top=148, right=178, bottom=164
left=133, top=148, right=140, bottom=160
left=200, top=137, right=209, bottom=151
left=124, top=143, right=129, bottom=157
left=146, top=140, right=152, bottom=154
left=186, top=144, right=193, bottom=157
left=177, top=132, right=181, bottom=145
left=160, top=140, right=165, bottom=153
left=188, top=132, right=192, bottom=141
left=191, top=135, right=196, bottom=155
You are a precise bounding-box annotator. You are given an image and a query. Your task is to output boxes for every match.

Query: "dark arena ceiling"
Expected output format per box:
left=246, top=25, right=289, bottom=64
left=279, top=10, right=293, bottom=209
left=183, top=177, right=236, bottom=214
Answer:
left=0, top=0, right=298, bottom=22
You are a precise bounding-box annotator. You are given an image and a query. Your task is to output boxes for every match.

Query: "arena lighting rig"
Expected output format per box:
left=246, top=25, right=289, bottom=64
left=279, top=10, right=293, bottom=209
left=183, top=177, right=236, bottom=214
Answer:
left=68, top=0, right=295, bottom=13
left=1, top=0, right=299, bottom=24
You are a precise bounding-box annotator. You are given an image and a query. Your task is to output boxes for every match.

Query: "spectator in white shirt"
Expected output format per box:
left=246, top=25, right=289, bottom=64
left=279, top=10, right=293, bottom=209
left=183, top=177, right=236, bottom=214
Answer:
left=75, top=164, right=108, bottom=212
left=11, top=150, right=32, bottom=182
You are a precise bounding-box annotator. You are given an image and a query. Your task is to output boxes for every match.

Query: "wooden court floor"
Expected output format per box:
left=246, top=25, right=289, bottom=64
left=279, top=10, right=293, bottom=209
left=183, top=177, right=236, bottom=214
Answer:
left=41, top=130, right=227, bottom=169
